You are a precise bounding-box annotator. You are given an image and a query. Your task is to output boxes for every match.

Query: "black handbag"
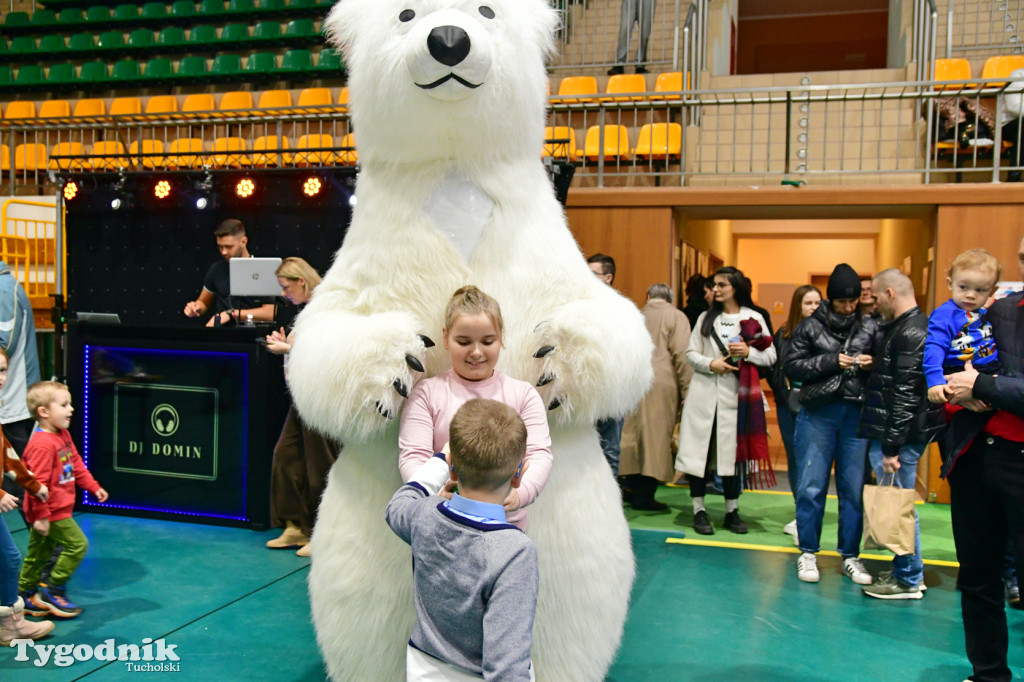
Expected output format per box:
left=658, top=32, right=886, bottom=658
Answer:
left=786, top=383, right=803, bottom=413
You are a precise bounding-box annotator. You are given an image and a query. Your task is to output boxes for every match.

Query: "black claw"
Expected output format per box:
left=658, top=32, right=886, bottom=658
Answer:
left=405, top=353, right=425, bottom=372
left=393, top=379, right=409, bottom=398
left=536, top=373, right=555, bottom=387
left=534, top=345, right=555, bottom=359
left=418, top=334, right=435, bottom=348
left=547, top=397, right=562, bottom=411
left=375, top=401, right=394, bottom=420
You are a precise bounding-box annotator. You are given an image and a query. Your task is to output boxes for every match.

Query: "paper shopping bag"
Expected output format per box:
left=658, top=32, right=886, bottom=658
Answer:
left=862, top=478, right=917, bottom=556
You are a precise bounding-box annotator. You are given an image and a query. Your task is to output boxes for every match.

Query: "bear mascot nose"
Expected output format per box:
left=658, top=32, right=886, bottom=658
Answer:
left=427, top=25, right=471, bottom=67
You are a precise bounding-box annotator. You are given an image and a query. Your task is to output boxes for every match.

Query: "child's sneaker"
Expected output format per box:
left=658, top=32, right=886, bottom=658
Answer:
left=36, top=583, right=83, bottom=618
left=20, top=590, right=50, bottom=618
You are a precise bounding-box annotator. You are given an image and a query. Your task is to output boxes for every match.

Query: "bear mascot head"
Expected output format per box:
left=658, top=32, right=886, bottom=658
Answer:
left=289, top=1, right=654, bottom=680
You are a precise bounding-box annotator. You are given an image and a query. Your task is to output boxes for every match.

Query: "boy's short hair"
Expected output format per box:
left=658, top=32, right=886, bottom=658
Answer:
left=948, top=248, right=1002, bottom=286
left=26, top=380, right=69, bottom=419
left=449, top=399, right=527, bottom=490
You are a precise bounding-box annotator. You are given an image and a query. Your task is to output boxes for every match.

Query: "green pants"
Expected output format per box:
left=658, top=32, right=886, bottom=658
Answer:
left=18, top=518, right=88, bottom=590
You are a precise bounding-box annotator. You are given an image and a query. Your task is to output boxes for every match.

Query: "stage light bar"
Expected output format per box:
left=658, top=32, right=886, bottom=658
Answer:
left=302, top=176, right=322, bottom=197
left=154, top=180, right=172, bottom=199
left=236, top=178, right=255, bottom=198
left=63, top=181, right=78, bottom=201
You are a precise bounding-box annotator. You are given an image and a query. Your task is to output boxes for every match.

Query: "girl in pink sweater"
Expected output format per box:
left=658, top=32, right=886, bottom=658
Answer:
left=399, top=286, right=553, bottom=529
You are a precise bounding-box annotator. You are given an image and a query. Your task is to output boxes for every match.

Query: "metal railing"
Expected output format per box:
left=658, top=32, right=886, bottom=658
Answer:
left=0, top=198, right=63, bottom=305
left=948, top=0, right=1022, bottom=55
left=917, top=0, right=940, bottom=82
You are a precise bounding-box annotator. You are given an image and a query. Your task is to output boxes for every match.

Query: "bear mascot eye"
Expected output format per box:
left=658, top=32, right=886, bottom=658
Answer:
left=478, top=6, right=495, bottom=19
left=399, top=9, right=415, bottom=22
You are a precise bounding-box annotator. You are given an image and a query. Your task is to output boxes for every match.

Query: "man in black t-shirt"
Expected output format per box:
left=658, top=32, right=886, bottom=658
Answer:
left=183, top=219, right=275, bottom=326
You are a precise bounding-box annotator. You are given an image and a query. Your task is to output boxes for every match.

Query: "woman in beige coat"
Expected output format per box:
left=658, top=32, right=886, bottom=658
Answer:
left=619, top=284, right=693, bottom=510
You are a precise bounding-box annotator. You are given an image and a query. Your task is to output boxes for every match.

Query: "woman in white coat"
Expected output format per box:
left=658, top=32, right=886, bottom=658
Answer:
left=675, top=267, right=776, bottom=535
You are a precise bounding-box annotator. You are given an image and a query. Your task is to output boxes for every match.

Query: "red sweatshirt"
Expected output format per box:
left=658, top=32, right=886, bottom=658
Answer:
left=22, top=429, right=100, bottom=524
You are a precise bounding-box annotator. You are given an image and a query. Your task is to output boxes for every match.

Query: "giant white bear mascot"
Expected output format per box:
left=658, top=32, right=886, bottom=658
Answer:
left=287, top=1, right=654, bottom=679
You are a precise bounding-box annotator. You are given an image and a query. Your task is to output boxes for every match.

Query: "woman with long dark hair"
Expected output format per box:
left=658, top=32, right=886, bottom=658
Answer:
left=675, top=267, right=776, bottom=535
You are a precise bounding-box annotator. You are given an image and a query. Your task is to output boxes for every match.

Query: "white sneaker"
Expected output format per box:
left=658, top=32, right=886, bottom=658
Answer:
left=797, top=552, right=819, bottom=583
left=842, top=557, right=873, bottom=585
left=783, top=519, right=799, bottom=546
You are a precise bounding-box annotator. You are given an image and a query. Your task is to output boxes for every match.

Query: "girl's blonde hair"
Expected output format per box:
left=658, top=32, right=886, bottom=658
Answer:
left=275, top=257, right=322, bottom=295
left=948, top=248, right=1002, bottom=285
left=444, top=285, right=504, bottom=341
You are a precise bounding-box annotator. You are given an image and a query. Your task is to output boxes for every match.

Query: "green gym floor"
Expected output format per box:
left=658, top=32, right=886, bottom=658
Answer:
left=1, top=489, right=1022, bottom=681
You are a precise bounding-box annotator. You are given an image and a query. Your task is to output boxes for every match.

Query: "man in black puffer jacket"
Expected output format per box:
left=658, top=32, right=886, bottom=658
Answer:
left=858, top=269, right=943, bottom=599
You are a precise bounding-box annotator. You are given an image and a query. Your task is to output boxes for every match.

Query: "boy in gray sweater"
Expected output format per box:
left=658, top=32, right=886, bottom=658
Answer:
left=386, top=398, right=538, bottom=681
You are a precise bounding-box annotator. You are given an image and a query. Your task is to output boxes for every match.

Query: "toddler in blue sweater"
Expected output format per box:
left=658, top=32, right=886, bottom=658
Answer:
left=925, top=248, right=1002, bottom=404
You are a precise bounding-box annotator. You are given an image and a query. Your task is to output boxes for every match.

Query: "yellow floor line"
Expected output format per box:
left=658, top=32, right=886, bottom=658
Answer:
left=664, top=537, right=960, bottom=568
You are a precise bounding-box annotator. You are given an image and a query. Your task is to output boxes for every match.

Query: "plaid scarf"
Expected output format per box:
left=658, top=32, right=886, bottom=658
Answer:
left=735, top=318, right=775, bottom=490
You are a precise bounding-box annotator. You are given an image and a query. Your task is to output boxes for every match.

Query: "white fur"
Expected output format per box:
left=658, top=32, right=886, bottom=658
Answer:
left=294, top=2, right=653, bottom=680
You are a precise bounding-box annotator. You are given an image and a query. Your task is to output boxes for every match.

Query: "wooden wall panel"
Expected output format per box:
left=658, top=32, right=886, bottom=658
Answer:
left=565, top=207, right=674, bottom=309
left=936, top=205, right=1024, bottom=283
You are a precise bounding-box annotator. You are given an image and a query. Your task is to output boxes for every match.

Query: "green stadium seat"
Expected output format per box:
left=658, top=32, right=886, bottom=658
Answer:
left=86, top=6, right=112, bottom=23
left=0, top=41, right=5, bottom=55
left=57, top=9, right=85, bottom=25
left=198, top=0, right=225, bottom=15
left=142, top=2, right=168, bottom=20
left=98, top=31, right=126, bottom=49
left=177, top=56, right=209, bottom=81
left=111, top=59, right=141, bottom=81
left=227, top=0, right=255, bottom=12
left=79, top=61, right=110, bottom=84
left=189, top=25, right=219, bottom=45
left=211, top=54, right=242, bottom=76
left=220, top=23, right=250, bottom=42
left=142, top=57, right=175, bottom=80
left=158, top=26, right=187, bottom=47
left=129, top=29, right=156, bottom=49
left=47, top=63, right=77, bottom=84
left=246, top=51, right=277, bottom=74
left=258, top=0, right=285, bottom=9
left=253, top=21, right=281, bottom=40
left=288, top=0, right=316, bottom=7
left=113, top=4, right=139, bottom=21
left=280, top=48, right=313, bottom=72
left=0, top=66, right=12, bottom=86
left=30, top=10, right=57, bottom=27
left=285, top=18, right=316, bottom=37
left=39, top=35, right=68, bottom=53
left=14, top=65, right=44, bottom=87
left=3, top=12, right=29, bottom=28
left=10, top=37, right=37, bottom=54
left=68, top=33, right=96, bottom=52
left=170, top=1, right=197, bottom=18
left=316, top=49, right=342, bottom=72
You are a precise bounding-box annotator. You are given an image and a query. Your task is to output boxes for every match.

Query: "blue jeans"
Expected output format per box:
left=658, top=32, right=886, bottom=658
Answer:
left=0, top=515, right=20, bottom=606
left=775, top=400, right=798, bottom=497
left=596, top=417, right=623, bottom=476
left=867, top=439, right=925, bottom=587
left=794, top=400, right=868, bottom=557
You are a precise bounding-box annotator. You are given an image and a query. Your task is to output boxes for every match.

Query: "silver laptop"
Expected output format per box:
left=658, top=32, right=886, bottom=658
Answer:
left=77, top=312, right=121, bottom=325
left=229, top=257, right=282, bottom=298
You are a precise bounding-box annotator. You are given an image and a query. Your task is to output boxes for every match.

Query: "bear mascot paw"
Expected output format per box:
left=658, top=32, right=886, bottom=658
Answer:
left=287, top=1, right=654, bottom=680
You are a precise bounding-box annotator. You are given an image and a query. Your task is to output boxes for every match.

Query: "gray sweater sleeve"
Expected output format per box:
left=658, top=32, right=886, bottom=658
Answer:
left=482, top=538, right=539, bottom=682
left=386, top=454, right=450, bottom=543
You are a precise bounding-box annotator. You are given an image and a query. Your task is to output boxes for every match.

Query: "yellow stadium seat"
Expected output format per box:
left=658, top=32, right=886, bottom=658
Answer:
left=0, top=144, right=8, bottom=173
left=219, top=91, right=254, bottom=111
left=555, top=76, right=598, bottom=103
left=73, top=99, right=106, bottom=117
left=110, top=97, right=143, bottom=116
left=4, top=101, right=36, bottom=119
left=981, top=55, right=1024, bottom=86
left=49, top=142, right=89, bottom=170
left=602, top=74, right=648, bottom=102
left=634, top=123, right=682, bottom=161
left=14, top=144, right=47, bottom=171
left=91, top=140, right=129, bottom=170
left=297, top=88, right=332, bottom=108
left=252, top=135, right=291, bottom=166
left=337, top=132, right=358, bottom=165
left=182, top=93, right=216, bottom=113
left=129, top=140, right=166, bottom=169
left=650, top=71, right=687, bottom=100
left=39, top=100, right=71, bottom=118
left=338, top=87, right=350, bottom=112
left=542, top=126, right=578, bottom=162
left=212, top=137, right=251, bottom=167
left=933, top=58, right=972, bottom=90
left=257, top=90, right=292, bottom=110
left=579, top=125, right=631, bottom=162
left=293, top=134, right=334, bottom=165
left=168, top=138, right=206, bottom=168
left=145, top=95, right=179, bottom=115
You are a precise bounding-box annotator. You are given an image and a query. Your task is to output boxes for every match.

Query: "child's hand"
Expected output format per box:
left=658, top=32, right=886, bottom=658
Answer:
left=95, top=488, right=109, bottom=503
left=438, top=479, right=456, bottom=501
left=35, top=485, right=48, bottom=502
left=503, top=488, right=521, bottom=513
left=33, top=519, right=50, bottom=536
left=927, top=385, right=950, bottom=404
left=0, top=491, right=18, bottom=513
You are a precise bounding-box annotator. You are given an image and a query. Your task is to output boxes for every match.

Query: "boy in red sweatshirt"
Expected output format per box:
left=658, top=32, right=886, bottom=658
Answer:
left=18, top=381, right=108, bottom=618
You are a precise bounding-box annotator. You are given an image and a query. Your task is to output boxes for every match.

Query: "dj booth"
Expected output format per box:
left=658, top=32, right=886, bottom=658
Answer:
left=60, top=170, right=354, bottom=528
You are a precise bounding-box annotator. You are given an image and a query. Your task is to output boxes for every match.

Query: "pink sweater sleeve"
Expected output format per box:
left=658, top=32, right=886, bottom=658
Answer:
left=514, top=385, right=553, bottom=508
left=398, top=380, right=439, bottom=482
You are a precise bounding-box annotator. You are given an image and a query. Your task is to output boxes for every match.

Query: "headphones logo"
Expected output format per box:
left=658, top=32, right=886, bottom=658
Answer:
left=151, top=404, right=180, bottom=437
